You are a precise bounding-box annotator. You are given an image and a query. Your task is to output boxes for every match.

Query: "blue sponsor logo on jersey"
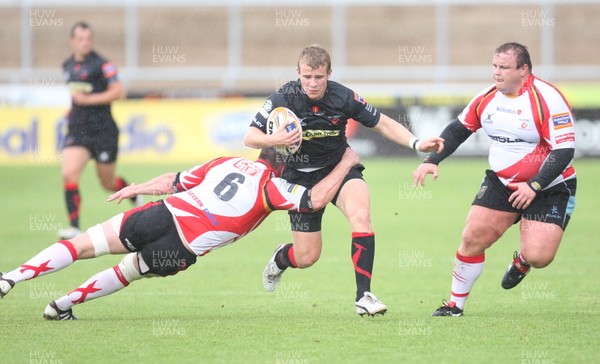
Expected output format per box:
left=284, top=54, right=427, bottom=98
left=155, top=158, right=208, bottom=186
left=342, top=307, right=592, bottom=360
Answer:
left=552, top=113, right=573, bottom=130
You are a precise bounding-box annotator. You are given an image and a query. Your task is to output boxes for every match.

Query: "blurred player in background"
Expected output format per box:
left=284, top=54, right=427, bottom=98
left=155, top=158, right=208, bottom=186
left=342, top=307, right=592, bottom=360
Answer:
left=412, top=42, right=576, bottom=316
left=0, top=148, right=359, bottom=320
left=244, top=45, right=444, bottom=317
left=58, top=21, right=138, bottom=240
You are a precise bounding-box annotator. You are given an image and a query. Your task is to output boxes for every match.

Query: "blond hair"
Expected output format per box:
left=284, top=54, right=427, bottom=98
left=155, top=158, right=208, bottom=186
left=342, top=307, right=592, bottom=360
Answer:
left=297, top=45, right=331, bottom=72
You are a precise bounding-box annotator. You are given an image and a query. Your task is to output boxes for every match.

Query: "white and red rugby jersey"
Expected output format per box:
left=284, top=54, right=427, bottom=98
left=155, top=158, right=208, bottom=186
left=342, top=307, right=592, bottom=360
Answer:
left=458, top=74, right=576, bottom=189
left=164, top=157, right=308, bottom=256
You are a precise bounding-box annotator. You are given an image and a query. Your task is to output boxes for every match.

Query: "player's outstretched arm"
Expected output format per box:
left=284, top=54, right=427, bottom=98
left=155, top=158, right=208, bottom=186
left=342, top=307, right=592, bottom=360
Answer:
left=309, top=148, right=360, bottom=210
left=417, top=137, right=445, bottom=153
left=372, top=114, right=444, bottom=153
left=107, top=172, right=177, bottom=204
left=412, top=119, right=472, bottom=187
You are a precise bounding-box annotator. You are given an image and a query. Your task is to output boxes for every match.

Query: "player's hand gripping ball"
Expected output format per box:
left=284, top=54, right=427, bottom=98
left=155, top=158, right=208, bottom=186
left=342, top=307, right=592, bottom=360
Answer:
left=266, top=107, right=302, bottom=156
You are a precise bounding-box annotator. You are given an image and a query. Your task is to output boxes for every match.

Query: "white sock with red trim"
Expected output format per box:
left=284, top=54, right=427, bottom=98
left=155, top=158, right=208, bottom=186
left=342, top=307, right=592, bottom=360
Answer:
left=54, top=265, right=130, bottom=311
left=449, top=251, right=485, bottom=310
left=2, top=240, right=77, bottom=284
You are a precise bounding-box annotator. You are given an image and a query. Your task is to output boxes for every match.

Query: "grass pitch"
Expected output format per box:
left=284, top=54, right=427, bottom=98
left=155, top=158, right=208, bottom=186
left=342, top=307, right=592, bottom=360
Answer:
left=1, top=158, right=599, bottom=363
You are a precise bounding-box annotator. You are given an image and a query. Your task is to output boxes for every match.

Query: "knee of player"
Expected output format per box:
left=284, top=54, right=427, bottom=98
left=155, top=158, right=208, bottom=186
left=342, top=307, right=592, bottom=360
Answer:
left=461, top=226, right=500, bottom=250
left=461, top=228, right=479, bottom=247
left=84, top=224, right=110, bottom=258
left=356, top=207, right=371, bottom=222
left=118, top=253, right=143, bottom=283
left=347, top=207, right=372, bottom=229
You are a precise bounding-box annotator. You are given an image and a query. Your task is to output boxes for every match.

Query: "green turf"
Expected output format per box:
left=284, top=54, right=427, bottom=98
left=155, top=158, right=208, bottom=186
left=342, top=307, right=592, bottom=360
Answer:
left=1, top=158, right=599, bottom=363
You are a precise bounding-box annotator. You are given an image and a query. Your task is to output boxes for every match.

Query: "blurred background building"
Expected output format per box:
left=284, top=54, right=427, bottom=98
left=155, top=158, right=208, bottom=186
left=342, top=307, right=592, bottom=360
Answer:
left=1, top=0, right=599, bottom=162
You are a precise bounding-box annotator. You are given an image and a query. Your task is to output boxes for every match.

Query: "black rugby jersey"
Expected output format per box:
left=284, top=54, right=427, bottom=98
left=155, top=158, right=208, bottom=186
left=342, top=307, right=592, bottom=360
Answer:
left=62, top=51, right=119, bottom=130
left=250, top=80, right=380, bottom=169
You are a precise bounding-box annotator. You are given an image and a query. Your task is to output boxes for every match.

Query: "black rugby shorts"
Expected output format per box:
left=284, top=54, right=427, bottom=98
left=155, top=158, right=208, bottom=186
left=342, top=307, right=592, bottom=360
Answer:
left=63, top=124, right=120, bottom=164
left=283, top=164, right=365, bottom=232
left=472, top=169, right=576, bottom=230
left=118, top=200, right=197, bottom=276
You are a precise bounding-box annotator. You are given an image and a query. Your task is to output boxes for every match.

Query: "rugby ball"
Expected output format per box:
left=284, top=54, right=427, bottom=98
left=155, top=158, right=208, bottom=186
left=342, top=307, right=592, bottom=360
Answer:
left=266, top=106, right=302, bottom=155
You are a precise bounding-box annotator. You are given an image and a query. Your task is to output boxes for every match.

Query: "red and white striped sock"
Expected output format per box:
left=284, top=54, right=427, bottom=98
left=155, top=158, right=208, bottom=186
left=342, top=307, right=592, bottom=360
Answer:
left=2, top=241, right=77, bottom=284
left=54, top=265, right=130, bottom=311
left=449, top=251, right=485, bottom=310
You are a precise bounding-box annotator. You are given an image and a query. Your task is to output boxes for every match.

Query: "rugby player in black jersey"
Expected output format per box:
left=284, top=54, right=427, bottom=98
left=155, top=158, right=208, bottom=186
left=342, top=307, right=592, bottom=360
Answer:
left=245, top=45, right=444, bottom=316
left=59, top=22, right=141, bottom=240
